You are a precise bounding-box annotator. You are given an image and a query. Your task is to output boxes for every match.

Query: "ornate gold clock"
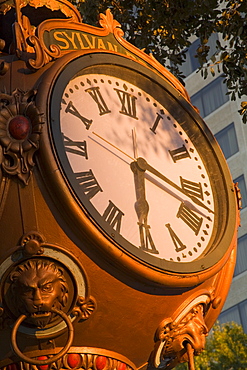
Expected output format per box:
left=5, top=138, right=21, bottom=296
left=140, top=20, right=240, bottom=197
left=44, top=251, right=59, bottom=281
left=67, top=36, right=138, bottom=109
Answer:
left=38, top=51, right=238, bottom=287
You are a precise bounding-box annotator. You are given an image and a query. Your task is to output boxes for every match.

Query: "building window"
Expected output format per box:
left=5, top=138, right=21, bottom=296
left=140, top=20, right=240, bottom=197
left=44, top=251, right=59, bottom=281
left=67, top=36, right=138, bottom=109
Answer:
left=219, top=300, right=247, bottom=333
left=180, top=33, right=219, bottom=77
left=234, top=234, right=247, bottom=276
left=191, top=76, right=228, bottom=118
left=219, top=305, right=242, bottom=327
left=215, top=123, right=239, bottom=159
left=234, top=175, right=247, bottom=209
left=180, top=38, right=200, bottom=77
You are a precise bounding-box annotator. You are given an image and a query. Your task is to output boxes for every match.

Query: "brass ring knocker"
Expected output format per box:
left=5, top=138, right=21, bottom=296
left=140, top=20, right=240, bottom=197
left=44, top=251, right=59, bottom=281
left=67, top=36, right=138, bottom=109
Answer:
left=11, top=308, right=74, bottom=365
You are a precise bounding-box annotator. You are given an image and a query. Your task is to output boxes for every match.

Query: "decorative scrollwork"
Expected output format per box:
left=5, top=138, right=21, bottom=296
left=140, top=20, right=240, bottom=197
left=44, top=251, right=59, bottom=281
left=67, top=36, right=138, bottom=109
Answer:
left=0, top=88, right=44, bottom=184
left=98, top=8, right=124, bottom=36
left=72, top=296, right=96, bottom=321
left=20, top=231, right=45, bottom=256
left=26, top=34, right=58, bottom=70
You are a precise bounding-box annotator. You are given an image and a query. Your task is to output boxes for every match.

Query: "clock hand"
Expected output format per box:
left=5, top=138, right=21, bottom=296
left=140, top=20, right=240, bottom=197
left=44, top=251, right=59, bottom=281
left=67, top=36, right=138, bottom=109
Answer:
left=92, top=131, right=135, bottom=161
left=145, top=173, right=211, bottom=219
left=131, top=161, right=149, bottom=222
left=130, top=161, right=158, bottom=254
left=135, top=157, right=214, bottom=214
left=132, top=128, right=138, bottom=159
left=92, top=132, right=213, bottom=215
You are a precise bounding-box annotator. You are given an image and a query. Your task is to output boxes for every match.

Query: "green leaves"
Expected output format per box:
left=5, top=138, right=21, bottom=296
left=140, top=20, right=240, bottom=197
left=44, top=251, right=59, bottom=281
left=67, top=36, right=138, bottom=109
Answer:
left=71, top=0, right=247, bottom=123
left=177, top=322, right=247, bottom=370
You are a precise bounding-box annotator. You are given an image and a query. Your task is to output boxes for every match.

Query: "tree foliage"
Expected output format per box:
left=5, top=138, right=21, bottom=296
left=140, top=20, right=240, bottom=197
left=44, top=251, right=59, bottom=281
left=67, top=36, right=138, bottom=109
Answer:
left=73, top=0, right=247, bottom=122
left=176, top=322, right=247, bottom=370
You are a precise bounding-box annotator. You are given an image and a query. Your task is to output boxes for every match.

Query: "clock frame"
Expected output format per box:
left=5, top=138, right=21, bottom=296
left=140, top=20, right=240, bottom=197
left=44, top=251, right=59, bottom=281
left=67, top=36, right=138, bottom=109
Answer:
left=36, top=50, right=238, bottom=287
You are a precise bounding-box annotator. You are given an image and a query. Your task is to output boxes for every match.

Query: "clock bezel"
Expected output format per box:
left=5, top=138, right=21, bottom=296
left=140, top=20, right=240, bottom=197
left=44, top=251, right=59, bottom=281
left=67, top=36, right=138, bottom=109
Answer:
left=37, top=51, right=238, bottom=287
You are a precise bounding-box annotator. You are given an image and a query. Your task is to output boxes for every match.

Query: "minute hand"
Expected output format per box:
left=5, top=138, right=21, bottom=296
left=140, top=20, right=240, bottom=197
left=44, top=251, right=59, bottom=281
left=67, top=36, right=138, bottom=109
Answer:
left=136, top=157, right=214, bottom=214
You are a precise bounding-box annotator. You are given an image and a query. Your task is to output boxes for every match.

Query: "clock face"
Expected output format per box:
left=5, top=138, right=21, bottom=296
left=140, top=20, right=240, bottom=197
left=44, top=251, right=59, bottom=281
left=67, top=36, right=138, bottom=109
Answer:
left=48, top=53, right=236, bottom=273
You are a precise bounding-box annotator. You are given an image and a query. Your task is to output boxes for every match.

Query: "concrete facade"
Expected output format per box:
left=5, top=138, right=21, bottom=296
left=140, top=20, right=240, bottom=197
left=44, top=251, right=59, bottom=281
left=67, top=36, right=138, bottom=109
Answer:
left=183, top=46, right=247, bottom=331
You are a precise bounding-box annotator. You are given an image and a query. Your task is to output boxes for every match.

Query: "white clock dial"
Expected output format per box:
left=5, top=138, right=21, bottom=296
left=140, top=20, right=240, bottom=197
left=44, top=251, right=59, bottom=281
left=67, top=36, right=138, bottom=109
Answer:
left=58, top=72, right=215, bottom=263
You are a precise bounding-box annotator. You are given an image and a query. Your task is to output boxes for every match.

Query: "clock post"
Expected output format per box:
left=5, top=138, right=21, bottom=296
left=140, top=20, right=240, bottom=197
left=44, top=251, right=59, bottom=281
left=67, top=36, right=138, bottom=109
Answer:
left=0, top=1, right=241, bottom=370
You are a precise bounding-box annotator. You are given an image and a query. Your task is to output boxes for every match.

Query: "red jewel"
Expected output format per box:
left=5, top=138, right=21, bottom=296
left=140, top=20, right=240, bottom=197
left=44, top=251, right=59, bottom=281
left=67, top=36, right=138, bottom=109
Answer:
left=36, top=356, right=49, bottom=370
left=67, top=353, right=81, bottom=369
left=8, top=115, right=31, bottom=140
left=95, top=356, right=107, bottom=370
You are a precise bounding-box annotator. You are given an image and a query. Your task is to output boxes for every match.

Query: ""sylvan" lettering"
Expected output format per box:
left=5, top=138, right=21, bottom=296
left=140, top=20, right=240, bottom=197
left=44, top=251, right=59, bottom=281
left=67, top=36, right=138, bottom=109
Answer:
left=53, top=31, right=119, bottom=52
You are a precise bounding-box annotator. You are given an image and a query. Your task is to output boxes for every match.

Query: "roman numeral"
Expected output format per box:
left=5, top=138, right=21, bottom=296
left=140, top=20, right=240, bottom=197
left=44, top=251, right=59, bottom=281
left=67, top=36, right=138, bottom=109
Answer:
left=85, top=86, right=111, bottom=116
left=165, top=223, right=186, bottom=252
left=65, top=101, right=93, bottom=130
left=63, top=134, right=88, bottom=159
left=102, top=200, right=124, bottom=233
left=114, top=88, right=138, bottom=119
left=180, top=177, right=204, bottom=200
left=177, top=203, right=203, bottom=235
left=75, top=170, right=102, bottom=200
left=138, top=222, right=159, bottom=254
left=150, top=113, right=163, bottom=134
left=169, top=145, right=191, bottom=162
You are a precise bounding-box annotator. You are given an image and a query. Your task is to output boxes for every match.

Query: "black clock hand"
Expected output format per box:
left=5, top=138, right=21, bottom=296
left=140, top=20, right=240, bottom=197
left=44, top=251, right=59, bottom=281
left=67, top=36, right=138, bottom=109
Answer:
left=135, top=157, right=214, bottom=214
left=131, top=161, right=149, bottom=222
left=130, top=161, right=158, bottom=254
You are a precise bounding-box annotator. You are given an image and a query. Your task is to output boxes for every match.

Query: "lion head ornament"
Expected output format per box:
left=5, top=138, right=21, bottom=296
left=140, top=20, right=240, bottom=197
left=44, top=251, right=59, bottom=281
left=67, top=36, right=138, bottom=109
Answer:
left=151, top=304, right=208, bottom=369
left=6, top=259, right=69, bottom=328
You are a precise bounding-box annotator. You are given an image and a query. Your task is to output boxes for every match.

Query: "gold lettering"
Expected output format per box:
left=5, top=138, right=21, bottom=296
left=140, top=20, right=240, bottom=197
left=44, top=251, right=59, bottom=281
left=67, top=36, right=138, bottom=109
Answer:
left=83, top=35, right=96, bottom=49
left=107, top=41, right=118, bottom=52
left=53, top=31, right=70, bottom=50
left=53, top=31, right=121, bottom=53
left=62, top=31, right=78, bottom=49
left=97, top=38, right=107, bottom=50
left=75, top=32, right=90, bottom=49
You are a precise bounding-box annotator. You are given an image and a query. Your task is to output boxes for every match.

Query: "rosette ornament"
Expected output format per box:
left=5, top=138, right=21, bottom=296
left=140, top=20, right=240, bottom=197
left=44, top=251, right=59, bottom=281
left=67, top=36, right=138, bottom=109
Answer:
left=0, top=88, right=44, bottom=184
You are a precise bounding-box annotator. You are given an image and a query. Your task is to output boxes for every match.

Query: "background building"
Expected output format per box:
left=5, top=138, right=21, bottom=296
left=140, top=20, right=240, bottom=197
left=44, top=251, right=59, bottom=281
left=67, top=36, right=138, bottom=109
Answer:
left=181, top=36, right=247, bottom=332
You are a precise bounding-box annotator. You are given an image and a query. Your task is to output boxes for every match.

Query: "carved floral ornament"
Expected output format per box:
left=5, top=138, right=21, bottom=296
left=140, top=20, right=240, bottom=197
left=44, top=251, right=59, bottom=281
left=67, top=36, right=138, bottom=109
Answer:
left=151, top=292, right=222, bottom=370
left=0, top=89, right=44, bottom=185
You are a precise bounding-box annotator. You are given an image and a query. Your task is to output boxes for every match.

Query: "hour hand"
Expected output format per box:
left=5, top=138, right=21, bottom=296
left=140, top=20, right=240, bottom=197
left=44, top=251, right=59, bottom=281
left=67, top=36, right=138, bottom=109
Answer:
left=130, top=162, right=148, bottom=221
left=135, top=157, right=214, bottom=214
left=130, top=161, right=158, bottom=254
